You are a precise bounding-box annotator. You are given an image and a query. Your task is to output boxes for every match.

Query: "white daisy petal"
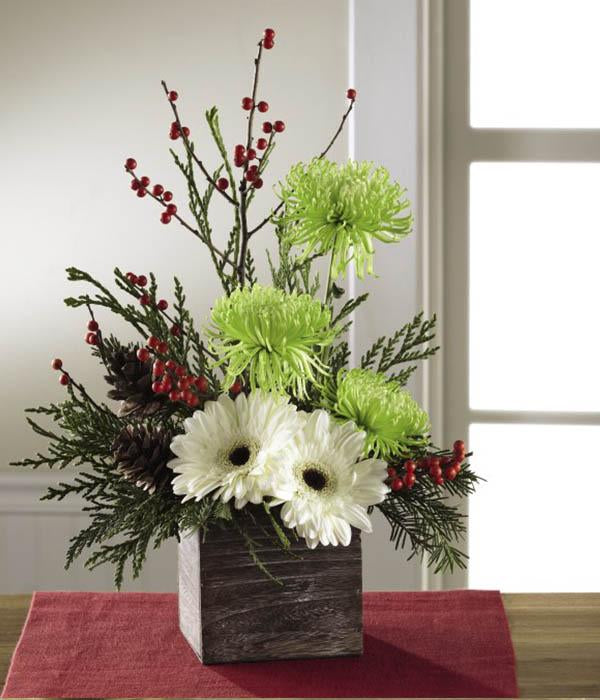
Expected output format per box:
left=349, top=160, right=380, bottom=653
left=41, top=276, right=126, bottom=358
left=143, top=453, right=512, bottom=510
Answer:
left=168, top=390, right=304, bottom=508
left=277, top=409, right=388, bottom=548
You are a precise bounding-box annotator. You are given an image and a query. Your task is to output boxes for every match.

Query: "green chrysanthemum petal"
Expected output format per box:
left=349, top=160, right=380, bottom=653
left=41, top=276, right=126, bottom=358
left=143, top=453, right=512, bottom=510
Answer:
left=277, top=159, right=412, bottom=279
left=209, top=285, right=337, bottom=398
left=328, top=368, right=430, bottom=459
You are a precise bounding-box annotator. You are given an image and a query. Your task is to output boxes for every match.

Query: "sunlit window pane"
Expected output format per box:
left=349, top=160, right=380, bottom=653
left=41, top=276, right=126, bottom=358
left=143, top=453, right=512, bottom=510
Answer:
left=471, top=0, right=600, bottom=128
left=469, top=162, right=600, bottom=412
left=469, top=423, right=600, bottom=591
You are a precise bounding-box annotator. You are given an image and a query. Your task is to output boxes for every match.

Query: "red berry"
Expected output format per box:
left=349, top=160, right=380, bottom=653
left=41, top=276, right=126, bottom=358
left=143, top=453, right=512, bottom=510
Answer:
left=404, top=473, right=416, bottom=488
left=140, top=175, right=150, bottom=187
left=166, top=203, right=177, bottom=215
left=186, top=392, right=199, bottom=408
left=126, top=272, right=137, bottom=284
left=405, top=459, right=416, bottom=473
left=163, top=191, right=173, bottom=202
left=263, top=28, right=275, bottom=40
left=148, top=335, right=160, bottom=349
left=174, top=365, right=186, bottom=378
left=160, top=212, right=171, bottom=224
left=217, top=177, right=229, bottom=190
left=152, top=184, right=164, bottom=196
left=429, top=466, right=442, bottom=479
left=51, top=358, right=63, bottom=370
left=246, top=148, right=257, bottom=161
left=85, top=332, right=98, bottom=345
left=87, top=320, right=99, bottom=332
left=263, top=37, right=274, bottom=49
left=182, top=126, right=190, bottom=137
left=253, top=177, right=263, bottom=189
left=157, top=299, right=169, bottom=311
left=130, top=179, right=140, bottom=191
left=234, top=157, right=245, bottom=168
left=347, top=88, right=357, bottom=100
left=429, top=456, right=441, bottom=470
left=230, top=380, right=242, bottom=395
left=256, top=137, right=268, bottom=150
left=59, top=373, right=69, bottom=386
left=168, top=389, right=181, bottom=402
left=262, top=121, right=273, bottom=133
left=451, top=460, right=462, bottom=473
left=136, top=275, right=148, bottom=287
left=453, top=439, right=465, bottom=456
left=241, top=97, right=254, bottom=110
left=195, top=375, right=209, bottom=393
left=152, top=379, right=163, bottom=393
left=169, top=130, right=179, bottom=141
left=157, top=341, right=169, bottom=355
left=136, top=187, right=147, bottom=198
left=137, top=347, right=150, bottom=362
left=139, top=294, right=150, bottom=306
left=177, top=376, right=192, bottom=390
left=273, top=120, right=285, bottom=132
left=387, top=466, right=397, bottom=478
left=444, top=467, right=458, bottom=481
left=245, top=169, right=258, bottom=182
left=161, top=376, right=172, bottom=393
left=234, top=143, right=246, bottom=155
left=125, top=157, right=137, bottom=170
left=168, top=90, right=178, bottom=102
left=391, top=477, right=404, bottom=492
left=170, top=324, right=181, bottom=337
left=165, top=359, right=177, bottom=371
left=257, top=101, right=269, bottom=113
left=434, top=476, right=445, bottom=486
left=152, top=359, right=165, bottom=377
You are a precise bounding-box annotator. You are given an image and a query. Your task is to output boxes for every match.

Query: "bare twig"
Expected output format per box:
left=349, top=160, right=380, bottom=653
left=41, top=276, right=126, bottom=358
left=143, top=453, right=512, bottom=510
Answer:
left=160, top=80, right=236, bottom=206
left=125, top=167, right=235, bottom=268
left=237, top=40, right=264, bottom=285
left=247, top=97, right=356, bottom=239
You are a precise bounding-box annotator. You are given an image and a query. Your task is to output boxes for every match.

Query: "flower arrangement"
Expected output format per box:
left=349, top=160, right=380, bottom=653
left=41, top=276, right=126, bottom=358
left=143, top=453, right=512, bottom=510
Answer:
left=15, top=27, right=479, bottom=588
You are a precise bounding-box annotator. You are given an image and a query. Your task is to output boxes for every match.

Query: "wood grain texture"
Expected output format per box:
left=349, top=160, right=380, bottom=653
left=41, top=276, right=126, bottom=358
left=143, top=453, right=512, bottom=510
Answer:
left=503, top=592, right=600, bottom=698
left=2, top=593, right=600, bottom=696
left=178, top=513, right=363, bottom=664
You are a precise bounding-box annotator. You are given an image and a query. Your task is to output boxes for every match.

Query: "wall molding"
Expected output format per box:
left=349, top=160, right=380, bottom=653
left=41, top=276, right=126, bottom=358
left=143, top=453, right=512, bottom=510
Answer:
left=0, top=472, right=85, bottom=514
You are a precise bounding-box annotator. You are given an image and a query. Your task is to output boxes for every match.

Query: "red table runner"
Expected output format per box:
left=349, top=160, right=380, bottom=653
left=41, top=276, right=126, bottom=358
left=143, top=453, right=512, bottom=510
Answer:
left=2, top=590, right=517, bottom=698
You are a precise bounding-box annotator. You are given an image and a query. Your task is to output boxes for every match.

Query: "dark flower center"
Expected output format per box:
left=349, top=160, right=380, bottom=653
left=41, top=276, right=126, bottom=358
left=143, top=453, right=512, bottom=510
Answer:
left=303, top=467, right=328, bottom=491
left=229, top=445, right=251, bottom=467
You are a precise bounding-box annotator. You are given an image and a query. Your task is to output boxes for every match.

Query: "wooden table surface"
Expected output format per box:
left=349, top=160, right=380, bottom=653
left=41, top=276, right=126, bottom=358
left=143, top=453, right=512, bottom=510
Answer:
left=1, top=593, right=599, bottom=698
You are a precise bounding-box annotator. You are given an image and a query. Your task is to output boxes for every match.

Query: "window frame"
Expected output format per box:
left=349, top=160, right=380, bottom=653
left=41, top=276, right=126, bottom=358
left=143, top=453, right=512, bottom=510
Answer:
left=420, top=0, right=600, bottom=589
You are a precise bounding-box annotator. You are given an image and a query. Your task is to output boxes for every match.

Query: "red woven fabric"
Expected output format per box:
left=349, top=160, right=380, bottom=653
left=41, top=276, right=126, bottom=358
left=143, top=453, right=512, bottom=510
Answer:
left=2, top=590, right=517, bottom=698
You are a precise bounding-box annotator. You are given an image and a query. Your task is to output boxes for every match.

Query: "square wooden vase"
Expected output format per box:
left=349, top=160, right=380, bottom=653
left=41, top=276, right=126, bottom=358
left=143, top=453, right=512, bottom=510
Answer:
left=177, top=511, right=363, bottom=664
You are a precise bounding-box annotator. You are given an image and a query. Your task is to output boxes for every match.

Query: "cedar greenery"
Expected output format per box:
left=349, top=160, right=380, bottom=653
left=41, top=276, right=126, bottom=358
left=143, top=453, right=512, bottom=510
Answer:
left=14, top=29, right=479, bottom=589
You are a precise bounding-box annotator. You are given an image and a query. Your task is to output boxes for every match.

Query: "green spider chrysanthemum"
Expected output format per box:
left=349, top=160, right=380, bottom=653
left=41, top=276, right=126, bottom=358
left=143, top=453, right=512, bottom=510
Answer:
left=328, top=368, right=430, bottom=459
left=277, top=159, right=412, bottom=279
left=209, top=285, right=337, bottom=398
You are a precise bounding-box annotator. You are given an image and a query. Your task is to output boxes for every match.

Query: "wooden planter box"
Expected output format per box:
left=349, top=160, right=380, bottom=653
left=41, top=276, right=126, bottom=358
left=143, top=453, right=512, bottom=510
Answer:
left=178, top=511, right=363, bottom=664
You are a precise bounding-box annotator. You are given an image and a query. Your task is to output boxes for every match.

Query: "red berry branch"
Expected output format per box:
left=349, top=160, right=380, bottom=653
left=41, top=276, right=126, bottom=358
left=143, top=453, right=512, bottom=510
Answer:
left=246, top=87, right=357, bottom=240
left=124, top=162, right=236, bottom=270
left=159, top=82, right=237, bottom=207
left=237, top=29, right=270, bottom=286
left=386, top=439, right=469, bottom=492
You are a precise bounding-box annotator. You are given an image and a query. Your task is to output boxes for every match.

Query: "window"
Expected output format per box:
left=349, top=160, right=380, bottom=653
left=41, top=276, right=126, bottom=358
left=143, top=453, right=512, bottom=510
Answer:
left=439, top=0, right=600, bottom=591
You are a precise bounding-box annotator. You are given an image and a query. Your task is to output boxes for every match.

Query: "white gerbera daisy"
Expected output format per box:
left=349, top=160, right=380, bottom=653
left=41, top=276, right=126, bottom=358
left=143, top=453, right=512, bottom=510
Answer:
left=169, top=390, right=304, bottom=509
left=277, top=409, right=389, bottom=548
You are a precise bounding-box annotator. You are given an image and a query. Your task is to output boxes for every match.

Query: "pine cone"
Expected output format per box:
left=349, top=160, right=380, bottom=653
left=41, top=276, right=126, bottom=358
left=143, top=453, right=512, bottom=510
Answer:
left=105, top=346, right=165, bottom=417
left=112, top=424, right=174, bottom=494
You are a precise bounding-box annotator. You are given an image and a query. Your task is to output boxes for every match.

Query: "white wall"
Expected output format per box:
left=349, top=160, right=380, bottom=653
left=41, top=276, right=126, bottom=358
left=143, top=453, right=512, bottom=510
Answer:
left=0, top=0, right=421, bottom=593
